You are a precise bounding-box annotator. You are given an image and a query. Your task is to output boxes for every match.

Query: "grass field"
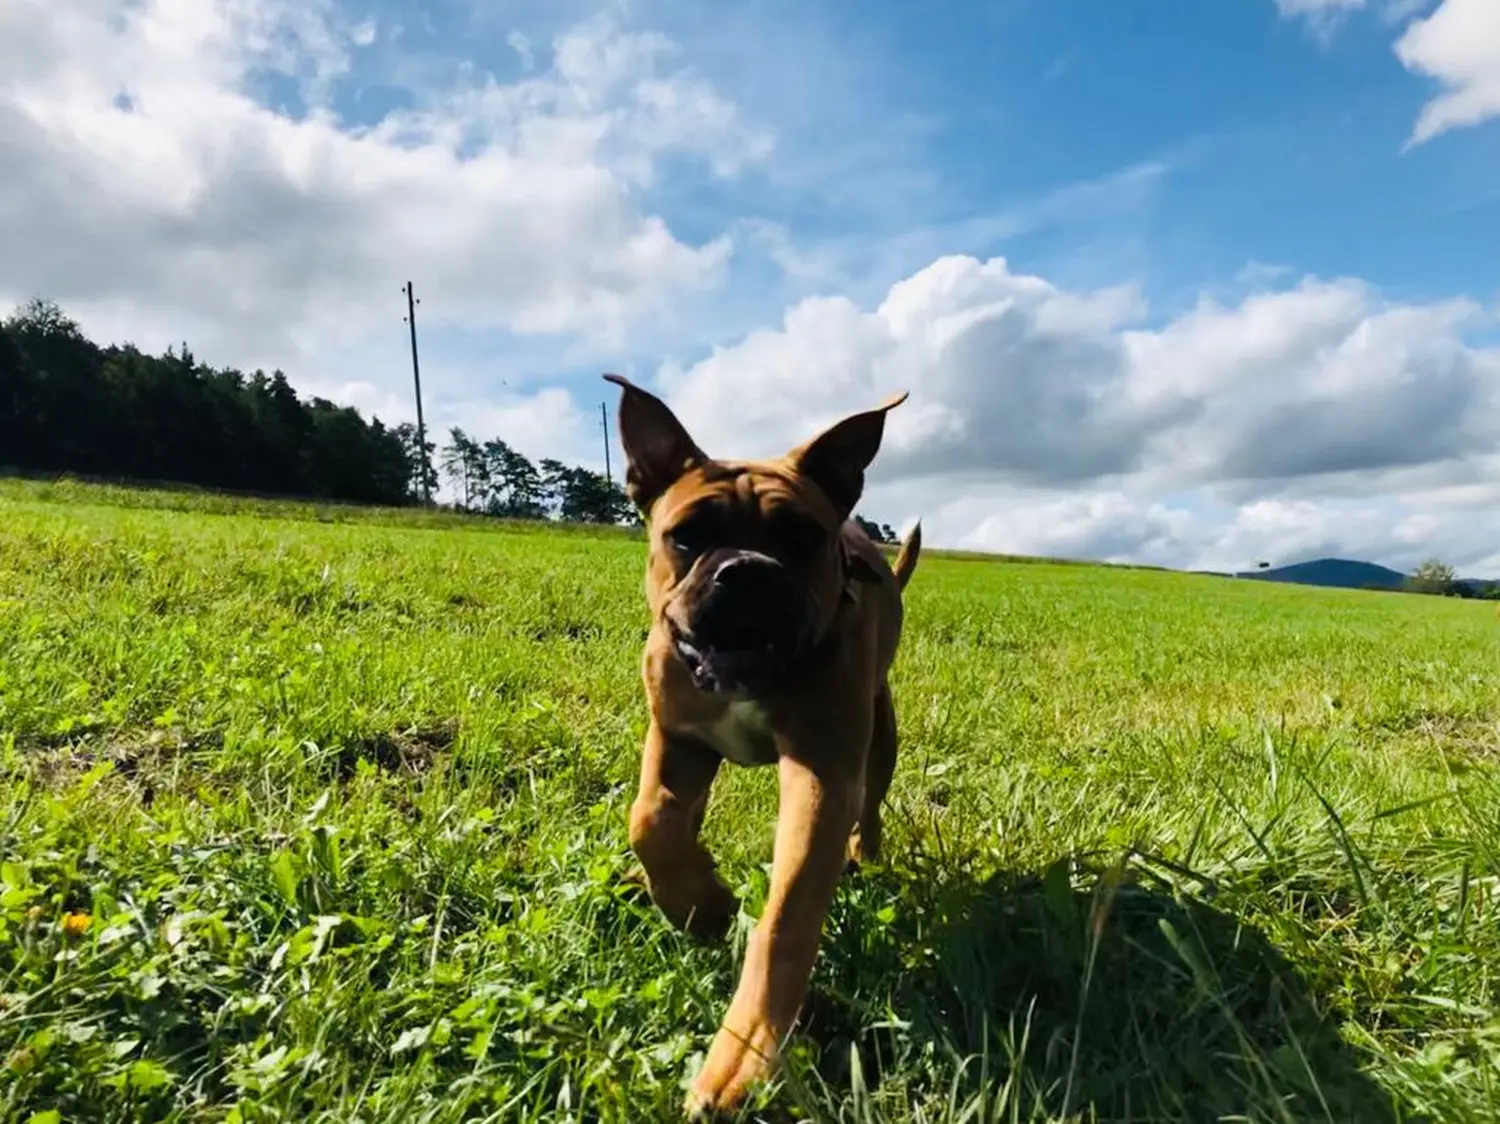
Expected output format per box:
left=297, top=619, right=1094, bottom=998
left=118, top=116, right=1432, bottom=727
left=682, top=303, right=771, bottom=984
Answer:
left=3, top=476, right=1499, bottom=1123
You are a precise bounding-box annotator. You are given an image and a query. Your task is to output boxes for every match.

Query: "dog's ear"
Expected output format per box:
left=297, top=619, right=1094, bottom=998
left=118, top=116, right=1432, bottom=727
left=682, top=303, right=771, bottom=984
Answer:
left=841, top=542, right=885, bottom=586
left=603, top=373, right=707, bottom=515
left=789, top=391, right=908, bottom=520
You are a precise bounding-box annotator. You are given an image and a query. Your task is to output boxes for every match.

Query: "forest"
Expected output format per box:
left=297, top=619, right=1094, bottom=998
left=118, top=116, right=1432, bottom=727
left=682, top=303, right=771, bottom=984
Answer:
left=0, top=298, right=630, bottom=523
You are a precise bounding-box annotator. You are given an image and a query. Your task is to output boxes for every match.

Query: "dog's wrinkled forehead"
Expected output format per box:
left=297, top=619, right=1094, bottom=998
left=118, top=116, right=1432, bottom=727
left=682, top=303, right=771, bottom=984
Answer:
left=655, top=461, right=837, bottom=560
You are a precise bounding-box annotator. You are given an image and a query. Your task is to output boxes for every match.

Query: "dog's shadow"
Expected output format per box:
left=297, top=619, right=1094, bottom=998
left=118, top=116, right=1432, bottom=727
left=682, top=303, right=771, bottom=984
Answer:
left=792, top=859, right=1409, bottom=1123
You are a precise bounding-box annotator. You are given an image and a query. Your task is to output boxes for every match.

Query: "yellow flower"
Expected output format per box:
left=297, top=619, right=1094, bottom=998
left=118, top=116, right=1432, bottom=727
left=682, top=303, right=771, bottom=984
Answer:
left=60, top=911, right=92, bottom=937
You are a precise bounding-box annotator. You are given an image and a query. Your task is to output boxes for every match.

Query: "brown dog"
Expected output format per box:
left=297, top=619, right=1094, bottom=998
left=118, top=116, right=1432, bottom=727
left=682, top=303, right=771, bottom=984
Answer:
left=603, top=373, right=921, bottom=1117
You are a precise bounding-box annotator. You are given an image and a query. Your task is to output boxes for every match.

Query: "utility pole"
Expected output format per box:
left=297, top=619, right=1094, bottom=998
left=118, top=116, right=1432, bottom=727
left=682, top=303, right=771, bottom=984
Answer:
left=599, top=401, right=612, bottom=485
left=402, top=281, right=431, bottom=504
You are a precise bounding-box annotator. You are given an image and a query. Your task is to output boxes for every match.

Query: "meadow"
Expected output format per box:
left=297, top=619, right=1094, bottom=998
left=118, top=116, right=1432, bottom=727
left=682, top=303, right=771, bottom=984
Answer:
left=2, top=476, right=1498, bottom=1123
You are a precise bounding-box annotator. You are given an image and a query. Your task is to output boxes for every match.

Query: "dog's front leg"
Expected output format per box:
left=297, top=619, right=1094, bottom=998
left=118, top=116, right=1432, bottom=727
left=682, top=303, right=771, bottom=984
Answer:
left=628, top=720, right=738, bottom=941
left=685, top=747, right=862, bottom=1117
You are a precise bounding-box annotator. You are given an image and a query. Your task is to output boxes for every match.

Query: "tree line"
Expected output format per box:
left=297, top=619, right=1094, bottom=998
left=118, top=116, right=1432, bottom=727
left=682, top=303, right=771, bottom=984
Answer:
left=1403, top=558, right=1500, bottom=600
left=0, top=297, right=636, bottom=523
left=0, top=297, right=903, bottom=539
left=437, top=428, right=632, bottom=524
left=2, top=298, right=425, bottom=506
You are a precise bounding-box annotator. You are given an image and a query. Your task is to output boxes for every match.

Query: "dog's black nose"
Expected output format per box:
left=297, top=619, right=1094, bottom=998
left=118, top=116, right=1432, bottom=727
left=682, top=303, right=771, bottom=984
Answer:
left=712, top=553, right=781, bottom=592
left=696, top=552, right=800, bottom=654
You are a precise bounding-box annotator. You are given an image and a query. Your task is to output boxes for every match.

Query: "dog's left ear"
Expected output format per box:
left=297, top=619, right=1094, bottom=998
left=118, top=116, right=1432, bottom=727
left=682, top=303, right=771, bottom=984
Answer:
left=790, top=391, right=908, bottom=520
left=841, top=543, right=885, bottom=589
left=603, top=373, right=707, bottom=516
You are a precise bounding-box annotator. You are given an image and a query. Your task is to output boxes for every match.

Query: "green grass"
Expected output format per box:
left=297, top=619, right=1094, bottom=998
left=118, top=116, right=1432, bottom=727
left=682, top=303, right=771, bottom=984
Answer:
left=2, top=477, right=1498, bottom=1123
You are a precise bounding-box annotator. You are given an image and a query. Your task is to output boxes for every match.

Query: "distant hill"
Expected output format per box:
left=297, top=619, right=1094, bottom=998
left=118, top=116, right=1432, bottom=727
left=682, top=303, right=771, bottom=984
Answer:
left=1237, top=558, right=1407, bottom=590
left=1219, top=557, right=1498, bottom=596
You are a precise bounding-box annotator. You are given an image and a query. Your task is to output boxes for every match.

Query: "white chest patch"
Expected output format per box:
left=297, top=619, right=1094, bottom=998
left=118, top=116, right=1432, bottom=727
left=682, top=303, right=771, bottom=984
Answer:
left=697, top=700, right=779, bottom=767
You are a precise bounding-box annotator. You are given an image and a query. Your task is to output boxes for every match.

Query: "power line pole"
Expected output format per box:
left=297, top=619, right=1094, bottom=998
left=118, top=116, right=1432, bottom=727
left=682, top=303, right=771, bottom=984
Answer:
left=402, top=281, right=431, bottom=504
left=599, top=401, right=612, bottom=485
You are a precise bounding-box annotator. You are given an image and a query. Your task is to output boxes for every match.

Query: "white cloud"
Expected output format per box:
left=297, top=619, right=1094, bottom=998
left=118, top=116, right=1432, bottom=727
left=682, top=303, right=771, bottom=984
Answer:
left=660, top=256, right=1154, bottom=486
left=1275, top=0, right=1500, bottom=145
left=1394, top=0, right=1500, bottom=145
left=507, top=30, right=536, bottom=72
left=650, top=254, right=1500, bottom=574
left=1122, top=283, right=1496, bottom=489
left=903, top=487, right=1500, bottom=577
left=960, top=491, right=1198, bottom=568
left=1275, top=0, right=1367, bottom=39
left=0, top=0, right=770, bottom=372
left=1273, top=0, right=1436, bottom=34
left=662, top=256, right=1499, bottom=488
left=461, top=388, right=591, bottom=467
left=1380, top=0, right=1439, bottom=25
left=1275, top=0, right=1367, bottom=14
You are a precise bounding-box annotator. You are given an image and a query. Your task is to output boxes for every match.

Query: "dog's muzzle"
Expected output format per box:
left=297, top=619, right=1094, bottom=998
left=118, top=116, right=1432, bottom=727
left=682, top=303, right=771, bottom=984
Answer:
left=671, top=551, right=810, bottom=696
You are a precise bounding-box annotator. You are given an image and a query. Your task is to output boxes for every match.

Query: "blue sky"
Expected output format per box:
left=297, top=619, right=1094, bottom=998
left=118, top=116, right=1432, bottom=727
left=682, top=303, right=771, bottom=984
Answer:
left=445, top=0, right=1498, bottom=298
left=591, top=3, right=1475, bottom=313
left=252, top=0, right=1499, bottom=346
left=3, top=0, right=1498, bottom=572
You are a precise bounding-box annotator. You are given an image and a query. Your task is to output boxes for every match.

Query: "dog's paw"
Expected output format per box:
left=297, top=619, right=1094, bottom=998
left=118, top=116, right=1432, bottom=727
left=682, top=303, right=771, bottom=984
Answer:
left=618, top=865, right=654, bottom=903
left=623, top=865, right=739, bottom=942
left=844, top=824, right=880, bottom=871
left=677, top=879, right=738, bottom=942
left=682, top=1018, right=781, bottom=1119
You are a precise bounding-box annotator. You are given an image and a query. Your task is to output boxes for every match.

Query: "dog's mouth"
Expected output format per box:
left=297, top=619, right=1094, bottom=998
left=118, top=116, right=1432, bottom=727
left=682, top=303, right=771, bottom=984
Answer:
left=668, top=619, right=802, bottom=697
left=662, top=549, right=817, bottom=697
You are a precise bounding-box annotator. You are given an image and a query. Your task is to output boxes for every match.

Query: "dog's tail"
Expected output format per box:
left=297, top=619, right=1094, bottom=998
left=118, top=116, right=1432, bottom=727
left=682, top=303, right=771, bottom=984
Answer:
left=892, top=521, right=922, bottom=591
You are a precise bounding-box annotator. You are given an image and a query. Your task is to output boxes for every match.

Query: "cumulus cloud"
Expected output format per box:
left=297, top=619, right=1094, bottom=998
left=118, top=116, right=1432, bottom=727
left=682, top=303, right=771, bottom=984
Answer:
left=898, top=486, right=1500, bottom=577
left=959, top=491, right=1198, bottom=568
left=660, top=257, right=1153, bottom=485
left=650, top=254, right=1500, bottom=573
left=1123, top=283, right=1499, bottom=488
left=0, top=0, right=770, bottom=372
left=661, top=256, right=1499, bottom=488
left=1394, top=0, right=1500, bottom=145
left=1275, top=0, right=1500, bottom=145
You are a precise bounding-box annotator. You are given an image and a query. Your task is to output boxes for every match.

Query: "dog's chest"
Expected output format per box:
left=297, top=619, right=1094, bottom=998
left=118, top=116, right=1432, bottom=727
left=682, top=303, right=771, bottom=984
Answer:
left=694, top=700, right=779, bottom=767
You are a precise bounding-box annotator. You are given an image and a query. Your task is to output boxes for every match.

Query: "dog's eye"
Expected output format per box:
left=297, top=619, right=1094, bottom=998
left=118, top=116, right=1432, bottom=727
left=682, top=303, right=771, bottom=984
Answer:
left=666, top=516, right=712, bottom=559
left=776, top=513, right=826, bottom=560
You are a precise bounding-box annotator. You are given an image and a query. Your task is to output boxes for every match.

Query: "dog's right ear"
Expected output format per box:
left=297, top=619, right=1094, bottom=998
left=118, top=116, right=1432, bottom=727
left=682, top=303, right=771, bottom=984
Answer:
left=603, top=373, right=707, bottom=515
left=789, top=391, right=908, bottom=521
